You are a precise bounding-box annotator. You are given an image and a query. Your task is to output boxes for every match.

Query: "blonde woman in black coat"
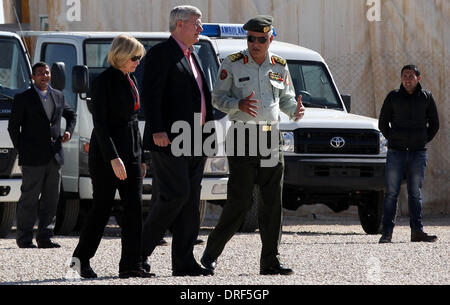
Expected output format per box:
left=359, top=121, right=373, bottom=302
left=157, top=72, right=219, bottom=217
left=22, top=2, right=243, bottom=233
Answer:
left=72, top=35, right=153, bottom=279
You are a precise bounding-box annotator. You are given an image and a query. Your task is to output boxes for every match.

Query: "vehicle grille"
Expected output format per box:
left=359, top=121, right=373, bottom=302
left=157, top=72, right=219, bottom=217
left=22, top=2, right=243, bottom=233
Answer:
left=294, top=129, right=380, bottom=155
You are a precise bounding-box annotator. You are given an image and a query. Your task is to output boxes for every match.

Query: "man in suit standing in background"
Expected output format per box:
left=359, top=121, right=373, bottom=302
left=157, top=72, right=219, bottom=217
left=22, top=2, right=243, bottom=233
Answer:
left=8, top=62, right=77, bottom=248
left=141, top=5, right=214, bottom=276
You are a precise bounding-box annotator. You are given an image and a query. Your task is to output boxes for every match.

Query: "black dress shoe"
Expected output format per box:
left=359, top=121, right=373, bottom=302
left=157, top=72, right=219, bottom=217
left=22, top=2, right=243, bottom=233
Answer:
left=200, top=252, right=217, bottom=270
left=260, top=264, right=294, bottom=276
left=157, top=239, right=168, bottom=246
left=119, top=268, right=156, bottom=279
left=37, top=240, right=61, bottom=248
left=379, top=232, right=392, bottom=243
left=18, top=243, right=37, bottom=249
left=79, top=264, right=98, bottom=279
left=141, top=256, right=151, bottom=273
left=194, top=238, right=205, bottom=246
left=172, top=265, right=214, bottom=277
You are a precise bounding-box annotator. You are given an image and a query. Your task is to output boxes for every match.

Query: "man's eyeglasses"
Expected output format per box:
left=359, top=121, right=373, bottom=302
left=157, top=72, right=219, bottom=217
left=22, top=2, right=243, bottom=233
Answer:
left=131, top=56, right=142, bottom=62
left=247, top=35, right=269, bottom=44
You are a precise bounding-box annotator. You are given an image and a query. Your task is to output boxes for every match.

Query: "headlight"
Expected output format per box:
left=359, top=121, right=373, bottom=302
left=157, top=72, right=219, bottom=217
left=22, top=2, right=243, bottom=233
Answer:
left=379, top=133, right=388, bottom=155
left=281, top=132, right=295, bottom=152
left=11, top=155, right=22, bottom=177
left=204, top=157, right=229, bottom=175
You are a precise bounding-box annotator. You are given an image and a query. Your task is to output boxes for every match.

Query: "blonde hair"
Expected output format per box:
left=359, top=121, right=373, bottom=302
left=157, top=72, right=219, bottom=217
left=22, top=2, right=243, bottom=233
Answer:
left=108, top=35, right=146, bottom=69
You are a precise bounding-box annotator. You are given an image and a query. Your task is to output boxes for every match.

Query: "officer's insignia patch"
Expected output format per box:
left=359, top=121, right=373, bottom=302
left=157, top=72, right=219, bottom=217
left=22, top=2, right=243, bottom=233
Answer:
left=269, top=72, right=283, bottom=82
left=272, top=55, right=287, bottom=66
left=220, top=69, right=228, bottom=80
left=228, top=52, right=245, bottom=62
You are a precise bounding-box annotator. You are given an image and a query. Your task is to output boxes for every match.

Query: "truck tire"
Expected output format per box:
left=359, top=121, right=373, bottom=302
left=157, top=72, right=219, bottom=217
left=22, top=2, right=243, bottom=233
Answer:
left=239, top=185, right=260, bottom=233
left=358, top=191, right=383, bottom=235
left=0, top=202, right=16, bottom=238
left=54, top=186, right=80, bottom=236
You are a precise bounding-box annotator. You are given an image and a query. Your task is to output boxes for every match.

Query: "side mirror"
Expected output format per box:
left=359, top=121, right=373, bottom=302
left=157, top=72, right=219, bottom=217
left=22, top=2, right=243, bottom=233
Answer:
left=341, top=94, right=351, bottom=113
left=51, top=62, right=66, bottom=91
left=72, top=65, right=93, bottom=113
left=72, top=65, right=89, bottom=94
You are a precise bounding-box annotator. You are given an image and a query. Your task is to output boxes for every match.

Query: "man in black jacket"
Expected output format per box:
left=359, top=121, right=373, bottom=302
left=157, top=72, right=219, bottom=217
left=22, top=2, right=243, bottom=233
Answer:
left=8, top=62, right=76, bottom=248
left=378, top=65, right=439, bottom=243
left=141, top=5, right=214, bottom=276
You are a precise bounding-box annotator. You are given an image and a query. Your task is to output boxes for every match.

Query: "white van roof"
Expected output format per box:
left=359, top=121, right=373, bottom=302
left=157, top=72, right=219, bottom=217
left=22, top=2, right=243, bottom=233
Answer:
left=212, top=38, right=324, bottom=62
left=0, top=31, right=23, bottom=40
left=32, top=31, right=214, bottom=44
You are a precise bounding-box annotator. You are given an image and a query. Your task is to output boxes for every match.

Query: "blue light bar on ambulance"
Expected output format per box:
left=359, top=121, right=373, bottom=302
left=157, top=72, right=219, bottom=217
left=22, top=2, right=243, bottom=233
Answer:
left=201, top=23, right=277, bottom=38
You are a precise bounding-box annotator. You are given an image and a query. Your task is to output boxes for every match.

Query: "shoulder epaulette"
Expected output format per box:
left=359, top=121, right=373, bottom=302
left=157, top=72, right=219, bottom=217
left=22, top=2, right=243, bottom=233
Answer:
left=228, top=52, right=245, bottom=62
left=272, top=55, right=287, bottom=66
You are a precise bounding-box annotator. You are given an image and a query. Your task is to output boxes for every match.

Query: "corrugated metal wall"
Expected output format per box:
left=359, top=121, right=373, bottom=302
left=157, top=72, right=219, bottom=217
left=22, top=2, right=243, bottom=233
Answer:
left=28, top=0, right=449, bottom=214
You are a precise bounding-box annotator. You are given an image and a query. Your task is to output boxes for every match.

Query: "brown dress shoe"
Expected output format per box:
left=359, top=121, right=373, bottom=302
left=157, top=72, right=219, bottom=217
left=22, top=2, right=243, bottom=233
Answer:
left=411, top=231, right=437, bottom=242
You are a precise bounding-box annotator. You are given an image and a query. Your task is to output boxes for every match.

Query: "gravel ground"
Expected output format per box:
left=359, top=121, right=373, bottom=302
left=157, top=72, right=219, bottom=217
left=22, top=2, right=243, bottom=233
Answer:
left=0, top=214, right=449, bottom=286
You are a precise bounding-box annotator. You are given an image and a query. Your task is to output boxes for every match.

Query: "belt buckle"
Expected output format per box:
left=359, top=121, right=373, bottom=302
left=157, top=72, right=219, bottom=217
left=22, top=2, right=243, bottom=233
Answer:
left=262, top=125, right=272, bottom=132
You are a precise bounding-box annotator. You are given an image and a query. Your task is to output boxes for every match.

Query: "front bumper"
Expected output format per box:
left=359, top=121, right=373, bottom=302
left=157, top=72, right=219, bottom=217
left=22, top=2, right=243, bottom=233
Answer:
left=79, top=176, right=228, bottom=201
left=284, top=156, right=386, bottom=191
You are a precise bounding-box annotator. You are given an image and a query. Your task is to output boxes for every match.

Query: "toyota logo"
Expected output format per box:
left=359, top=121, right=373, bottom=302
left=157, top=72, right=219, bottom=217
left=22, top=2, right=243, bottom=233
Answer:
left=330, top=137, right=346, bottom=149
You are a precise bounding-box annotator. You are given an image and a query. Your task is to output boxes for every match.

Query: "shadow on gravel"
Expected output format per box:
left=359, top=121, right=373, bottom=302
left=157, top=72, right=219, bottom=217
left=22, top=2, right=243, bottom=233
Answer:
left=294, top=231, right=366, bottom=236
left=0, top=276, right=117, bottom=285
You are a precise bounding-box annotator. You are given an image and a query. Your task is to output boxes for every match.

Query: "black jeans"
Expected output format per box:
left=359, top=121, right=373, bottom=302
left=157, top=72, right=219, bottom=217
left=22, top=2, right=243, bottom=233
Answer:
left=142, top=151, right=206, bottom=272
left=73, top=157, right=143, bottom=272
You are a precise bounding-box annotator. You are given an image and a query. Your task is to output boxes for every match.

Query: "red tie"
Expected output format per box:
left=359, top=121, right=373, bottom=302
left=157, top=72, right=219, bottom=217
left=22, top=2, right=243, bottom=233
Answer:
left=185, top=50, right=206, bottom=125
left=127, top=73, right=140, bottom=111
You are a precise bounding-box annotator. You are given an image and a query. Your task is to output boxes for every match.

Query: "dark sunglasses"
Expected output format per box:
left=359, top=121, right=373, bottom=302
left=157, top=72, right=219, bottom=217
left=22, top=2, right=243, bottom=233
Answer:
left=131, top=56, right=142, bottom=62
left=247, top=35, right=268, bottom=44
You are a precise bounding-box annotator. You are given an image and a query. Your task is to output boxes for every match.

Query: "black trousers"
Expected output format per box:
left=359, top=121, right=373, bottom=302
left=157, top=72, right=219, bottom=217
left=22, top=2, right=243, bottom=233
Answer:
left=142, top=151, right=206, bottom=272
left=73, top=157, right=143, bottom=272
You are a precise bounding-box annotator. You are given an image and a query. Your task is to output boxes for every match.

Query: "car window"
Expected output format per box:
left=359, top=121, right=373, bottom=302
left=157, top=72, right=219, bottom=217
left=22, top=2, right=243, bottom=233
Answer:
left=0, top=37, right=31, bottom=119
left=42, top=43, right=78, bottom=111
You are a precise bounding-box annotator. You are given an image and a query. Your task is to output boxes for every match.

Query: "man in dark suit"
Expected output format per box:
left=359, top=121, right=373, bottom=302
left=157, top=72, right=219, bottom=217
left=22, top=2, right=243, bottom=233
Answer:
left=141, top=5, right=215, bottom=276
left=8, top=62, right=77, bottom=248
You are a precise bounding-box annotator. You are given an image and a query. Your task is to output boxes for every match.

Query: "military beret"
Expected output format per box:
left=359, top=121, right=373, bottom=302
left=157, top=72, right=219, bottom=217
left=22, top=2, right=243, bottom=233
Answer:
left=243, top=15, right=273, bottom=33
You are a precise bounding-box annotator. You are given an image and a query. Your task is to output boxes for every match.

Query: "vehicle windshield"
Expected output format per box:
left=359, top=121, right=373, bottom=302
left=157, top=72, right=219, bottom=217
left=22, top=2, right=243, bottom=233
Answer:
left=85, top=39, right=219, bottom=119
left=287, top=61, right=343, bottom=110
left=0, top=37, right=31, bottom=119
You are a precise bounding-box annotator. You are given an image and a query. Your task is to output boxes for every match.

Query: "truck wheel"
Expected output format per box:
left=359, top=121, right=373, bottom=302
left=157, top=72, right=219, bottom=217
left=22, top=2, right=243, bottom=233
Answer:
left=0, top=202, right=16, bottom=238
left=199, top=200, right=207, bottom=226
left=358, top=191, right=383, bottom=235
left=239, top=185, right=260, bottom=233
left=54, top=185, right=80, bottom=235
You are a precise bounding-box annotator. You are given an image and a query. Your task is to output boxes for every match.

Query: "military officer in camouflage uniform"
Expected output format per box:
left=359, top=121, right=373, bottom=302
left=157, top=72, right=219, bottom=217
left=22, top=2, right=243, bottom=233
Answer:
left=201, top=15, right=305, bottom=275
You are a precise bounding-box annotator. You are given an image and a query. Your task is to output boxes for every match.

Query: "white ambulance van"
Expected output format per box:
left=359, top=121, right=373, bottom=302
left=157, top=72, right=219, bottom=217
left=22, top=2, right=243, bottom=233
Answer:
left=202, top=24, right=388, bottom=234
left=31, top=32, right=229, bottom=234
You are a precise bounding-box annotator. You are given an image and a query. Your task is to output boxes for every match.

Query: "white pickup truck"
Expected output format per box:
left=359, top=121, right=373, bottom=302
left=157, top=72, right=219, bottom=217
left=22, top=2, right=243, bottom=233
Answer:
left=202, top=24, right=388, bottom=234
left=0, top=31, right=31, bottom=237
